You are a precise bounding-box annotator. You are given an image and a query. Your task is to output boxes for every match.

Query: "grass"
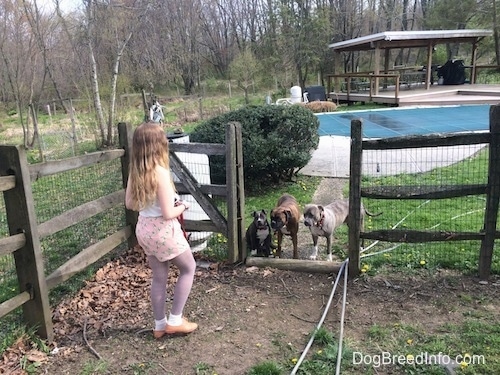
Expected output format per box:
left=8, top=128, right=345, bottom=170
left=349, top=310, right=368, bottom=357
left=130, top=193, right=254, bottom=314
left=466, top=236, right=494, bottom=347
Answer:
left=80, top=361, right=109, bottom=375
left=0, top=325, right=51, bottom=374
left=194, top=362, right=217, bottom=375
left=358, top=147, right=499, bottom=274
left=344, top=319, right=500, bottom=375
left=245, top=278, right=499, bottom=375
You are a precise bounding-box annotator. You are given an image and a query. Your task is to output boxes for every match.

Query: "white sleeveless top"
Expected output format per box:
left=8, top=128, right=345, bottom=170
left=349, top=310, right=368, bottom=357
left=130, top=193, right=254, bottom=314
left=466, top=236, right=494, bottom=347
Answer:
left=139, top=199, right=162, bottom=217
left=139, top=193, right=179, bottom=218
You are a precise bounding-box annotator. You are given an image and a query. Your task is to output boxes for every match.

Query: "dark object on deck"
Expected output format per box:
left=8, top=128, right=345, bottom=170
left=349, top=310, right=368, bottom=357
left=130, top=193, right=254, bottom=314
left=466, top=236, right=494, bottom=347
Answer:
left=437, top=59, right=466, bottom=85
left=304, top=85, right=327, bottom=101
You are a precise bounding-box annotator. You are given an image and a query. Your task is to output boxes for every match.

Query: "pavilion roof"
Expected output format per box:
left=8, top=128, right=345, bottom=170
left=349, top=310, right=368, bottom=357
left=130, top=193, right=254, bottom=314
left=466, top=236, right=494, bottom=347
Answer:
left=329, top=30, right=493, bottom=52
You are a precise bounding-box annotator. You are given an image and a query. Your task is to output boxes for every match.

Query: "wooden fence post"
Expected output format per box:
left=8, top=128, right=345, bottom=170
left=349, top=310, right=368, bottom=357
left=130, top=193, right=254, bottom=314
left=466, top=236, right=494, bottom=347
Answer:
left=118, top=123, right=138, bottom=249
left=235, top=123, right=245, bottom=262
left=348, top=119, right=363, bottom=278
left=0, top=146, right=53, bottom=340
left=226, top=123, right=238, bottom=263
left=479, top=105, right=500, bottom=280
left=225, top=122, right=245, bottom=263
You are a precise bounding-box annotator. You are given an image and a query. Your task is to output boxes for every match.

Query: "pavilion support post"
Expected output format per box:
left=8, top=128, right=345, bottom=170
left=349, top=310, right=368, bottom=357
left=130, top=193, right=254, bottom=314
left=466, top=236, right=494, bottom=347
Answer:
left=471, top=42, right=478, bottom=84
left=374, top=45, right=381, bottom=95
left=334, top=51, right=343, bottom=93
left=425, top=43, right=433, bottom=89
left=383, top=49, right=390, bottom=89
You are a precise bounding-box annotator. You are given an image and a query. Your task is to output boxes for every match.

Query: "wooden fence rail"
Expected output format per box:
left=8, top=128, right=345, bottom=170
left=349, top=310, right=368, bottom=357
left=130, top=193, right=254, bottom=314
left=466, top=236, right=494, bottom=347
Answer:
left=348, top=105, right=500, bottom=280
left=0, top=122, right=244, bottom=340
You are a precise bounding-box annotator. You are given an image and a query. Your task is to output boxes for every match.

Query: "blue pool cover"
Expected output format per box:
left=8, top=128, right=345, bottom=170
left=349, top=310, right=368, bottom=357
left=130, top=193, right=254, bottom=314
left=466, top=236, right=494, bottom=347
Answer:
left=316, top=104, right=492, bottom=138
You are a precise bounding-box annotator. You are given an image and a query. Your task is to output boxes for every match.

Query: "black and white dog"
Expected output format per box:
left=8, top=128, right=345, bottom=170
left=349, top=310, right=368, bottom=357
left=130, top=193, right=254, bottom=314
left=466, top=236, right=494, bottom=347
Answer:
left=245, top=210, right=274, bottom=257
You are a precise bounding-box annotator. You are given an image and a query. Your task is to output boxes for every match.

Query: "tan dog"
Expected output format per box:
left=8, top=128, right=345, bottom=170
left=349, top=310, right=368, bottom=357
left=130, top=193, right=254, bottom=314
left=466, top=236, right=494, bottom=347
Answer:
left=303, top=199, right=382, bottom=261
left=270, top=194, right=300, bottom=259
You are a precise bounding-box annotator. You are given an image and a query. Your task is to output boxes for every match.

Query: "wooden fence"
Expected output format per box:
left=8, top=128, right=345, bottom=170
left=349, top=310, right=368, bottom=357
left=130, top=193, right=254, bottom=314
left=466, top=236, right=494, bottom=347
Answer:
left=0, top=122, right=245, bottom=341
left=348, top=106, right=500, bottom=280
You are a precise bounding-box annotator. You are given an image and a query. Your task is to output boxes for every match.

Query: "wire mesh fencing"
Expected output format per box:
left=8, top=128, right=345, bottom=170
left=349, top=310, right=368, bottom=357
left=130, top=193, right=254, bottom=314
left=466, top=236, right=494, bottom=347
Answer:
left=359, top=143, right=498, bottom=274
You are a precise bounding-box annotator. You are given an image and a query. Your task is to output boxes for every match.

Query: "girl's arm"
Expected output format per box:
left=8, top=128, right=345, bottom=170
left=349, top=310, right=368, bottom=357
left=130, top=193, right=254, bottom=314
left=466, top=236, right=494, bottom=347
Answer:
left=125, top=177, right=134, bottom=210
left=156, top=166, right=189, bottom=220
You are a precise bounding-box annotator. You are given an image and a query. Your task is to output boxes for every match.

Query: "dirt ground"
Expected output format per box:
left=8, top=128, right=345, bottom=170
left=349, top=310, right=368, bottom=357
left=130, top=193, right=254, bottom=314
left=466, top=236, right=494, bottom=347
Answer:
left=3, top=178, right=499, bottom=375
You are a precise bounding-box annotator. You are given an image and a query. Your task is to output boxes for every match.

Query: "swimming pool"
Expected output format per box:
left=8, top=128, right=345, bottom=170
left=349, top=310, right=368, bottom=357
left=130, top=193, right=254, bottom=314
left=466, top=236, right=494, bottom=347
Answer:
left=316, top=104, right=491, bottom=138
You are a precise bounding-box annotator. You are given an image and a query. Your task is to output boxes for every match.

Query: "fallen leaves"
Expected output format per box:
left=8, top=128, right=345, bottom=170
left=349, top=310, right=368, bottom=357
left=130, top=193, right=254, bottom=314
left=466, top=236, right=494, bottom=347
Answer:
left=0, top=337, right=48, bottom=374
left=1, top=246, right=223, bottom=374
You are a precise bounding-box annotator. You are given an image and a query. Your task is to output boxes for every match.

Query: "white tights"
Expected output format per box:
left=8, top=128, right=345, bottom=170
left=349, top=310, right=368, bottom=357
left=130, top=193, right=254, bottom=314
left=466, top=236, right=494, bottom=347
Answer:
left=148, top=250, right=196, bottom=321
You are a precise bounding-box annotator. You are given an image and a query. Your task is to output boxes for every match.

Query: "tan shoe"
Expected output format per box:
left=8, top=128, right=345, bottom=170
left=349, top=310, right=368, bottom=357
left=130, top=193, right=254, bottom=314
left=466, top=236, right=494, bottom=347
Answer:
left=165, top=318, right=198, bottom=335
left=153, top=329, right=167, bottom=339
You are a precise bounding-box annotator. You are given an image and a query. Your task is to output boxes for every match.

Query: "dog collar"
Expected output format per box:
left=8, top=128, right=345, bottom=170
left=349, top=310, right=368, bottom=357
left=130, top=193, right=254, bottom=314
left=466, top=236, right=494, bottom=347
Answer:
left=316, top=213, right=324, bottom=228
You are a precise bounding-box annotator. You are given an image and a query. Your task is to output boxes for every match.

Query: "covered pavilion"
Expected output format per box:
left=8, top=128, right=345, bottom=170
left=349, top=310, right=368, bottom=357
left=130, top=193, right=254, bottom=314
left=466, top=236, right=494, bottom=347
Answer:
left=326, top=29, right=498, bottom=105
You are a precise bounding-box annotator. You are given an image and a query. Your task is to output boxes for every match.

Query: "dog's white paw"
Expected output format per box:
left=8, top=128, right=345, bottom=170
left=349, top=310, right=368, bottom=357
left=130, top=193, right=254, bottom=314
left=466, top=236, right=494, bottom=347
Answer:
left=327, top=254, right=333, bottom=262
left=309, top=246, right=318, bottom=261
left=250, top=250, right=257, bottom=256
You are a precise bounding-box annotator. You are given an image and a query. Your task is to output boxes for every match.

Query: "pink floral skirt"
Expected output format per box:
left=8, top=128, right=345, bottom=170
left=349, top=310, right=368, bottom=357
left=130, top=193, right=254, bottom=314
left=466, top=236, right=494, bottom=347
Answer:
left=136, top=215, right=190, bottom=262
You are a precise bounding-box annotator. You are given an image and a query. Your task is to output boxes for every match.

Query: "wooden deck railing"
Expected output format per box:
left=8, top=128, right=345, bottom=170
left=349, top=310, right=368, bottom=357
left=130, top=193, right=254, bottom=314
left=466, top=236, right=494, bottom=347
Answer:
left=326, top=73, right=402, bottom=101
left=327, top=64, right=500, bottom=101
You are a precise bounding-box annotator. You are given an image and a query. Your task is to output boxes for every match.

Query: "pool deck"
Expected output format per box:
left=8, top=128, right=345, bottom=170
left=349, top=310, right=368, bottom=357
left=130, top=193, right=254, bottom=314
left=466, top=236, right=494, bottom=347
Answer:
left=301, top=135, right=487, bottom=178
left=329, top=83, right=500, bottom=107
left=301, top=136, right=351, bottom=178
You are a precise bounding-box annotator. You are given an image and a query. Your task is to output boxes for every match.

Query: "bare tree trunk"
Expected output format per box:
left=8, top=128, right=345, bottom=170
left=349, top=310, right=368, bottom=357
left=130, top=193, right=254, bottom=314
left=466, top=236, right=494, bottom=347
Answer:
left=28, top=103, right=43, bottom=163
left=85, top=0, right=106, bottom=146
left=54, top=0, right=86, bottom=94
left=107, top=31, right=133, bottom=145
left=23, top=0, right=68, bottom=113
left=494, top=0, right=500, bottom=66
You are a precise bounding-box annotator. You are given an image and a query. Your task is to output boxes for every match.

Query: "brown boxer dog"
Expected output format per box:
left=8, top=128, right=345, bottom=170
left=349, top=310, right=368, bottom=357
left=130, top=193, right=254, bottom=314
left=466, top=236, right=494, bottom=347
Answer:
left=270, top=194, right=300, bottom=259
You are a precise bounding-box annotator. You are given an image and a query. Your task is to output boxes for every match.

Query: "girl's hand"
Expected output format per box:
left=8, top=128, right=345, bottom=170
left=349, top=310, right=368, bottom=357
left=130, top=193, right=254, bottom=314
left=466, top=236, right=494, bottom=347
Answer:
left=175, top=200, right=190, bottom=210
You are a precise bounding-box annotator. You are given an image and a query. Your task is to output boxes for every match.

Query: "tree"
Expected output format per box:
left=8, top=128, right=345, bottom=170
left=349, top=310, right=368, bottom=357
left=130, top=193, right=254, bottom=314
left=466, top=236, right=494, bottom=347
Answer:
left=0, top=0, right=41, bottom=148
left=425, top=0, right=478, bottom=59
left=277, top=0, right=333, bottom=88
left=162, top=0, right=202, bottom=95
left=493, top=0, right=500, bottom=66
left=199, top=0, right=235, bottom=78
left=81, top=0, right=149, bottom=146
left=230, top=48, right=261, bottom=103
left=23, top=0, right=69, bottom=113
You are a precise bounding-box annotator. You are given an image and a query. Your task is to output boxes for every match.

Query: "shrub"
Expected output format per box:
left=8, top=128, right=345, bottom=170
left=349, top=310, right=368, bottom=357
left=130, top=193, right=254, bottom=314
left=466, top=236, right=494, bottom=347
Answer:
left=189, top=104, right=319, bottom=191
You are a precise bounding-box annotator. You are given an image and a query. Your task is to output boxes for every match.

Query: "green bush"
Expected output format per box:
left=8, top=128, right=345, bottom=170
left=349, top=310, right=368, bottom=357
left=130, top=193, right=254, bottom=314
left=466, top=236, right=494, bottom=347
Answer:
left=190, top=104, right=319, bottom=191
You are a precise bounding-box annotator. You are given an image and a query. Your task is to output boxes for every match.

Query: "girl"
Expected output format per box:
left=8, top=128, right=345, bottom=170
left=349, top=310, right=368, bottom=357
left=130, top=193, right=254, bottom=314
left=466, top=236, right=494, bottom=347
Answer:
left=125, top=122, right=197, bottom=338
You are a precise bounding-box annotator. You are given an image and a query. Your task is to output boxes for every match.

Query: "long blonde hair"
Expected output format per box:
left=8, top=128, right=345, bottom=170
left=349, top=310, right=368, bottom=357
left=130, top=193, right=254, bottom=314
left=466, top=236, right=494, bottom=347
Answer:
left=127, top=122, right=171, bottom=211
